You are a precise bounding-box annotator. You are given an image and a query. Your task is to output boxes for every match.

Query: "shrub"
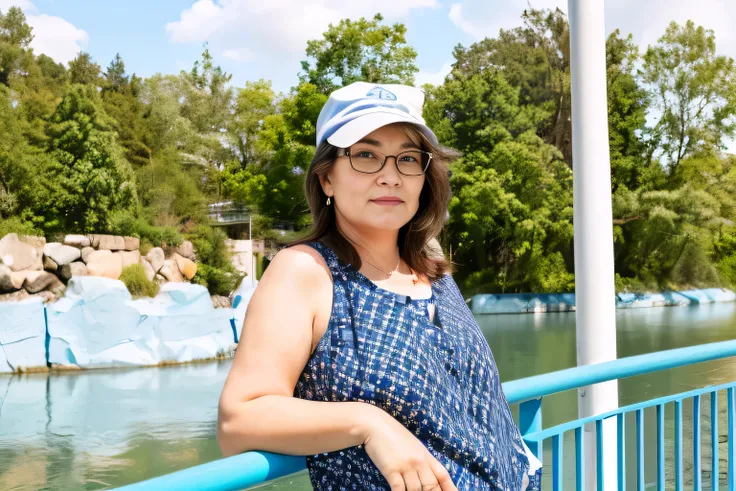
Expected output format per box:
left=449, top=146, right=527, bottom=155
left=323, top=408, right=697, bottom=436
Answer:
left=120, top=263, right=160, bottom=298
left=0, top=216, right=41, bottom=238
left=188, top=224, right=243, bottom=295
left=192, top=263, right=240, bottom=297
left=109, top=210, right=182, bottom=247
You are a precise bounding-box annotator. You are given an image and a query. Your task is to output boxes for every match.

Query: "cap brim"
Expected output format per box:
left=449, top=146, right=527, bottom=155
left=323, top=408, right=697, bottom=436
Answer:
left=326, top=111, right=437, bottom=148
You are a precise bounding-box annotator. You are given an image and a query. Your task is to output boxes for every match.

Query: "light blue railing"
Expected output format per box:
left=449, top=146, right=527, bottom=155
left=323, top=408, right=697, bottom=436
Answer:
left=114, top=339, right=736, bottom=491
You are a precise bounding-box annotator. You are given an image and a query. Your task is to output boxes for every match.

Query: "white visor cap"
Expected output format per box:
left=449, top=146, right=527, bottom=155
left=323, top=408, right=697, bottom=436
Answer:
left=316, top=82, right=438, bottom=149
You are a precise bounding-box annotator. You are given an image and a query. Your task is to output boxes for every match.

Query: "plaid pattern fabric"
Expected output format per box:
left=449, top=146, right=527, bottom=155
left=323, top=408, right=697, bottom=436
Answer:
left=295, top=242, right=541, bottom=490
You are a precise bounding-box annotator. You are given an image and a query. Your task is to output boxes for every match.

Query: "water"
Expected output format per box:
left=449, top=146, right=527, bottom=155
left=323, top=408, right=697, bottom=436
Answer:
left=1, top=303, right=735, bottom=490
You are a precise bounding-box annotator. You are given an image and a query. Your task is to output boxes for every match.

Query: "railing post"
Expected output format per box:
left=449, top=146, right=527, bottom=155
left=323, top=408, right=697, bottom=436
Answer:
left=520, top=398, right=543, bottom=461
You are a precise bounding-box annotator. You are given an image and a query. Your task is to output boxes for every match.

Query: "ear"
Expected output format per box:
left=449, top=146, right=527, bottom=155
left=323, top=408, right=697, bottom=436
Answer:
left=318, top=172, right=333, bottom=198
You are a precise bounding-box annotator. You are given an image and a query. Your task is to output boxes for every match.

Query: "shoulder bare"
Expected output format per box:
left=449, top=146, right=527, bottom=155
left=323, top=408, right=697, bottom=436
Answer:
left=262, top=244, right=332, bottom=288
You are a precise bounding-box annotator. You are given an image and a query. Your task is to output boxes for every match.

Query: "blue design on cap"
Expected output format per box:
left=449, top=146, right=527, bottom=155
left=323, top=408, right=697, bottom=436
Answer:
left=366, top=86, right=397, bottom=101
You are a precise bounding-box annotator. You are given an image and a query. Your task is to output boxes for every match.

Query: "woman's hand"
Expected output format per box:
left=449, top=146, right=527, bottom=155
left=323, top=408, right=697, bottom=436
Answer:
left=361, top=406, right=458, bottom=491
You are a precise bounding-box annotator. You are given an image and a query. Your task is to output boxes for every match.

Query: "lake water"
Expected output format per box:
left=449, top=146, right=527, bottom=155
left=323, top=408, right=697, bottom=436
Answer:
left=1, top=302, right=735, bottom=490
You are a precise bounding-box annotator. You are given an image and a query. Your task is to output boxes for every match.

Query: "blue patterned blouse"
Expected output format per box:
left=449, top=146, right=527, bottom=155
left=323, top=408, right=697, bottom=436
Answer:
left=294, top=242, right=541, bottom=490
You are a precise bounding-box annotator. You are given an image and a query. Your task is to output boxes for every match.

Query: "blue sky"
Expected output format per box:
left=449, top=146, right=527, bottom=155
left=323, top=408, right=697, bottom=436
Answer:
left=3, top=0, right=734, bottom=95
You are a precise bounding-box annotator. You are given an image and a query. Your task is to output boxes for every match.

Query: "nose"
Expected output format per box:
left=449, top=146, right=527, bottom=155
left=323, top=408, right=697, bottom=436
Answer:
left=377, top=156, right=402, bottom=187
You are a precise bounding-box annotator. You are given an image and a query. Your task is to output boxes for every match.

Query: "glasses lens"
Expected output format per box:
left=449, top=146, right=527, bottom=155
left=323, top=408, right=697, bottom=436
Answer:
left=397, top=151, right=430, bottom=175
left=349, top=148, right=385, bottom=173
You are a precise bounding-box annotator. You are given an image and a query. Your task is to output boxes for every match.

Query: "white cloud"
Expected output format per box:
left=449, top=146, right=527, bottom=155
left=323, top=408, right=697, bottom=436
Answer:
left=222, top=47, right=255, bottom=62
left=448, top=0, right=736, bottom=59
left=1, top=1, right=88, bottom=65
left=166, top=0, right=438, bottom=56
left=0, top=0, right=34, bottom=11
left=415, top=60, right=453, bottom=86
left=27, top=14, right=88, bottom=64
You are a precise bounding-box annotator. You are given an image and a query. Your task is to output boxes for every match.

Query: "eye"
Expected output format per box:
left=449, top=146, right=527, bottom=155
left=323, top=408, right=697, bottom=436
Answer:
left=399, top=154, right=418, bottom=162
left=356, top=151, right=376, bottom=158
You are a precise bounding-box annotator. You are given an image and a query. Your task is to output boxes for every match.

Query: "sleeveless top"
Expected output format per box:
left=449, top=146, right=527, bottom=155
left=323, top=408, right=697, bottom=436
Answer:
left=294, top=242, right=542, bottom=490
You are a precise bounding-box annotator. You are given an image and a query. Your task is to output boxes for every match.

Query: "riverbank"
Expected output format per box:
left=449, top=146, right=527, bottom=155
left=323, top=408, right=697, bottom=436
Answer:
left=469, top=288, right=736, bottom=314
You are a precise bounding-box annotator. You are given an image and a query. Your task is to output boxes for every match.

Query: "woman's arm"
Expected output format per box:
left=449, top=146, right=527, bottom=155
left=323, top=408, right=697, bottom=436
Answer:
left=217, top=245, right=373, bottom=457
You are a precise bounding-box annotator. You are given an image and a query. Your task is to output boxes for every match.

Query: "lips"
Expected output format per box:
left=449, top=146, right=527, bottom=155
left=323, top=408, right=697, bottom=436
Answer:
left=371, top=197, right=404, bottom=204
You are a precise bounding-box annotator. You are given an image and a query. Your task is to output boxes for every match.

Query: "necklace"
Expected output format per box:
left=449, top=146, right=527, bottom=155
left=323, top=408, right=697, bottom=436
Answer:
left=362, top=256, right=400, bottom=278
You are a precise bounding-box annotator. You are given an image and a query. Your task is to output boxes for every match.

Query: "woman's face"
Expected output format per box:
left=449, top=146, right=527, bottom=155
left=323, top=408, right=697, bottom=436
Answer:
left=320, top=124, right=427, bottom=234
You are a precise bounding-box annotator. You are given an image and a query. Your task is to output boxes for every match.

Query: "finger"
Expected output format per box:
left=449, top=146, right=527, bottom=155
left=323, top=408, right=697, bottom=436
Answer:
left=387, top=472, right=406, bottom=491
left=403, top=470, right=423, bottom=491
left=417, top=464, right=440, bottom=490
left=428, top=458, right=457, bottom=491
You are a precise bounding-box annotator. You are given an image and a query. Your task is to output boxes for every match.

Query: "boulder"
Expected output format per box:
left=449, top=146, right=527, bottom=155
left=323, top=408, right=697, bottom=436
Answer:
left=211, top=295, right=231, bottom=308
left=176, top=240, right=196, bottom=260
left=160, top=259, right=184, bottom=282
left=81, top=246, right=95, bottom=263
left=44, top=243, right=81, bottom=266
left=20, top=235, right=46, bottom=252
left=0, top=264, right=24, bottom=292
left=22, top=270, right=57, bottom=293
left=63, top=234, right=91, bottom=248
left=140, top=258, right=156, bottom=282
left=69, top=262, right=88, bottom=277
left=118, top=250, right=141, bottom=269
left=43, top=256, right=58, bottom=273
left=96, top=235, right=117, bottom=251
left=113, top=236, right=126, bottom=251
left=88, top=234, right=100, bottom=248
left=0, top=289, right=30, bottom=302
left=173, top=252, right=197, bottom=280
left=124, top=236, right=140, bottom=251
left=0, top=234, right=42, bottom=272
left=146, top=247, right=165, bottom=273
left=86, top=250, right=123, bottom=280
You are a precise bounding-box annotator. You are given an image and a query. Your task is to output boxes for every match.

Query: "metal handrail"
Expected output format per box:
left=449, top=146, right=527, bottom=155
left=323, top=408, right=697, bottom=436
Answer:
left=113, top=339, right=736, bottom=490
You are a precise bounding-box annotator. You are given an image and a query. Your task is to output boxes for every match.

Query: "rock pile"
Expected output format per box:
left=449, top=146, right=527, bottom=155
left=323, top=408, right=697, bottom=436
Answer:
left=0, top=233, right=198, bottom=302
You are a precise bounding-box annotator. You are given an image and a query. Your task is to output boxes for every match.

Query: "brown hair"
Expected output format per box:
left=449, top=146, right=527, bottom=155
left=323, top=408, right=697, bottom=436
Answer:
left=292, top=123, right=459, bottom=281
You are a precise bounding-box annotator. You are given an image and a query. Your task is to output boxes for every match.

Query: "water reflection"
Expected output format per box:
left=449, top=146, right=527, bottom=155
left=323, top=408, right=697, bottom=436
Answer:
left=0, top=303, right=734, bottom=490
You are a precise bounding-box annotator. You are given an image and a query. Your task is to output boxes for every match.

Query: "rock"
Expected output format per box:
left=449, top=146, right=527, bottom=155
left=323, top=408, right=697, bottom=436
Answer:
left=59, top=263, right=87, bottom=282
left=81, top=246, right=95, bottom=263
left=44, top=243, right=81, bottom=266
left=118, top=250, right=141, bottom=269
left=46, top=276, right=66, bottom=296
left=176, top=240, right=196, bottom=260
left=0, top=264, right=24, bottom=292
left=146, top=247, right=165, bottom=273
left=211, top=295, right=231, bottom=308
left=160, top=259, right=184, bottom=282
left=113, top=236, right=126, bottom=251
left=140, top=258, right=156, bottom=282
left=96, top=235, right=118, bottom=251
left=43, top=255, right=58, bottom=272
left=0, top=233, right=42, bottom=272
left=22, top=270, right=57, bottom=293
left=124, top=236, right=140, bottom=251
left=34, top=290, right=58, bottom=303
left=155, top=273, right=168, bottom=286
left=20, top=235, right=46, bottom=252
left=86, top=250, right=123, bottom=280
left=173, top=252, right=197, bottom=280
left=69, top=262, right=88, bottom=277
left=63, top=234, right=91, bottom=248
left=0, top=289, right=30, bottom=302
left=88, top=234, right=100, bottom=248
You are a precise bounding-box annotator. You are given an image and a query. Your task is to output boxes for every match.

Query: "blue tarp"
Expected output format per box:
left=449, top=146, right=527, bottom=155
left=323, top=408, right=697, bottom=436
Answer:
left=0, top=297, right=47, bottom=372
left=471, top=288, right=736, bottom=315
left=46, top=277, right=236, bottom=369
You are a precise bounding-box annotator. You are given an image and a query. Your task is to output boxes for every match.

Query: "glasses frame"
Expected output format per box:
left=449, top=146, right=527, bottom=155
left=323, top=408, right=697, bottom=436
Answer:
left=338, top=147, right=433, bottom=176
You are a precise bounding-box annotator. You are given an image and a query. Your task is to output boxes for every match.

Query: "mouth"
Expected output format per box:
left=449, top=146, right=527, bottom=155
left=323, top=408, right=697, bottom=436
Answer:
left=370, top=197, right=404, bottom=206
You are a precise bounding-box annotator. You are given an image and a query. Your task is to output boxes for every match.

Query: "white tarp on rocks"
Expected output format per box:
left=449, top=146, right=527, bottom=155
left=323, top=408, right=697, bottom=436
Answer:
left=46, top=277, right=236, bottom=369
left=0, top=297, right=47, bottom=372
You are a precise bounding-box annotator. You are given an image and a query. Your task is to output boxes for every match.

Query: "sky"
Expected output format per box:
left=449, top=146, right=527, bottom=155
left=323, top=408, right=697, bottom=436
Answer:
left=2, top=0, right=734, bottom=94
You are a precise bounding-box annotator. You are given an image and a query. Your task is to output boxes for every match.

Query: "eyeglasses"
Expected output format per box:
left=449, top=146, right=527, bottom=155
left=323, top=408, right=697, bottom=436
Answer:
left=338, top=146, right=433, bottom=176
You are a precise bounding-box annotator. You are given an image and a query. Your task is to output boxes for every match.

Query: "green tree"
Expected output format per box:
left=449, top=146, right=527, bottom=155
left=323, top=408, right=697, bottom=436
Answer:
left=68, top=52, right=101, bottom=86
left=300, top=14, right=419, bottom=94
left=0, top=6, right=33, bottom=87
left=641, top=21, right=736, bottom=171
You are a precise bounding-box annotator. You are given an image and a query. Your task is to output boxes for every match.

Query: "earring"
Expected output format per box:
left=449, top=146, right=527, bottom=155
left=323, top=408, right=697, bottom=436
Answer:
left=326, top=196, right=331, bottom=205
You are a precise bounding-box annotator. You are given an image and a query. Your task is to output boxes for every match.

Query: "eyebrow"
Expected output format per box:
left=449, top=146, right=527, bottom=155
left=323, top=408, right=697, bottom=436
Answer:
left=355, top=138, right=420, bottom=150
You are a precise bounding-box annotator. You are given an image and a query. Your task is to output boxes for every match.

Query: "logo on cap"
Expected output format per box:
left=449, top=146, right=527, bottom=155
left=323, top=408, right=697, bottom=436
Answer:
left=366, top=86, right=397, bottom=101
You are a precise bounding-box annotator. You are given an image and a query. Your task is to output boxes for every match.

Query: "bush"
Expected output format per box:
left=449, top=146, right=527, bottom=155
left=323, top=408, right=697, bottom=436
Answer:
left=188, top=224, right=243, bottom=295
left=120, top=263, right=160, bottom=298
left=109, top=210, right=182, bottom=247
left=0, top=216, right=41, bottom=238
left=192, top=263, right=240, bottom=297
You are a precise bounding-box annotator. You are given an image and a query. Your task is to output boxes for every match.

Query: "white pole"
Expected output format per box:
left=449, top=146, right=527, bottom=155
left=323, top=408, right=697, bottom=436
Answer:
left=568, top=0, right=619, bottom=488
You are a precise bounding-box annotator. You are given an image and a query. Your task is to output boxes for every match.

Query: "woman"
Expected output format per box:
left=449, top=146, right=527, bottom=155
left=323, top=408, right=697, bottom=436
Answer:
left=218, top=82, right=542, bottom=490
